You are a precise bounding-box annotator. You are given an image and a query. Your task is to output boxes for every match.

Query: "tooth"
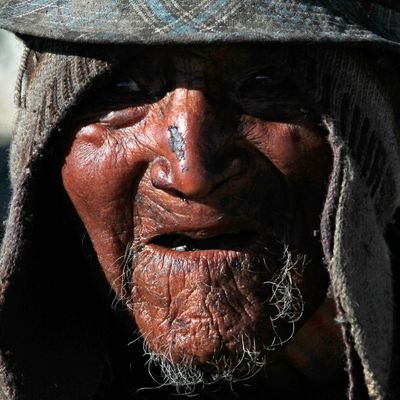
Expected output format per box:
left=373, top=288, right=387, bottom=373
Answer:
left=174, top=245, right=187, bottom=251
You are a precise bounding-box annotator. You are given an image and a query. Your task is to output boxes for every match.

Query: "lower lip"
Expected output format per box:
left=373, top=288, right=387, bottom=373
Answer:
left=138, top=242, right=279, bottom=278
left=145, top=242, right=257, bottom=258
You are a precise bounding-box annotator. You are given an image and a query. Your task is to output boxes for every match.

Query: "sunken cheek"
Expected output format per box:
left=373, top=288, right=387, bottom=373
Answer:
left=61, top=122, right=147, bottom=283
left=62, top=124, right=142, bottom=208
left=242, top=118, right=331, bottom=184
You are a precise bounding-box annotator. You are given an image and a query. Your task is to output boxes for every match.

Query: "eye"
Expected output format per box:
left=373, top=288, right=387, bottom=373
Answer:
left=237, top=70, right=284, bottom=97
left=234, top=69, right=310, bottom=122
left=92, top=76, right=154, bottom=110
left=115, top=78, right=143, bottom=93
left=254, top=74, right=275, bottom=84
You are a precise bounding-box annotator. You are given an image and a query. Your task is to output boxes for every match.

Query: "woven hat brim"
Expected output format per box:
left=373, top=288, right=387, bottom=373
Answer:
left=0, top=0, right=399, bottom=50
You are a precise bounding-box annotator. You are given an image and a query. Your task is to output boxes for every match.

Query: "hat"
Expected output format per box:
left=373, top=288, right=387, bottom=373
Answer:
left=0, top=0, right=399, bottom=49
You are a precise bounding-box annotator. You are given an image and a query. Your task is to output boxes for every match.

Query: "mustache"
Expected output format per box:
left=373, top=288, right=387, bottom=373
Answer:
left=116, top=243, right=306, bottom=394
left=110, top=239, right=137, bottom=311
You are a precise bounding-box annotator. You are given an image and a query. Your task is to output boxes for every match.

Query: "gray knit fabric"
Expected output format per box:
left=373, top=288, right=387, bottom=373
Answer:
left=0, top=46, right=114, bottom=400
left=1, top=47, right=111, bottom=281
left=315, top=49, right=400, bottom=399
left=0, top=29, right=399, bottom=400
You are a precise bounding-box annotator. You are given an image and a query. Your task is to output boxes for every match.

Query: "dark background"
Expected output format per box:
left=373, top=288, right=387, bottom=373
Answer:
left=0, top=144, right=10, bottom=240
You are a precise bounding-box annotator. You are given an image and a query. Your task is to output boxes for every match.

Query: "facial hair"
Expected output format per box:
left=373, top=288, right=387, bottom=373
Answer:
left=118, top=244, right=307, bottom=394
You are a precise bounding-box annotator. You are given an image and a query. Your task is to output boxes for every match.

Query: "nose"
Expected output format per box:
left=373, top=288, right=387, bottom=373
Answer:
left=149, top=88, right=245, bottom=199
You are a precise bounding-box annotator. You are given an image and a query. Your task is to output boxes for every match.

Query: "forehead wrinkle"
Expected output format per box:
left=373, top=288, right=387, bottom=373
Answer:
left=169, top=46, right=267, bottom=87
left=172, top=53, right=207, bottom=88
left=174, top=53, right=205, bottom=73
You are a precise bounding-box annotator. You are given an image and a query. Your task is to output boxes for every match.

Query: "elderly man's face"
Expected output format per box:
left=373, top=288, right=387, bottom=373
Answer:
left=62, top=45, right=332, bottom=383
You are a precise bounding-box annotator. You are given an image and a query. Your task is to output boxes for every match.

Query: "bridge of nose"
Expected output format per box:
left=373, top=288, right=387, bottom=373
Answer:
left=150, top=87, right=219, bottom=198
left=147, top=52, right=245, bottom=199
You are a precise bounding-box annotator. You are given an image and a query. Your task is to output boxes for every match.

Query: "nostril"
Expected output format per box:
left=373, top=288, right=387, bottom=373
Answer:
left=226, top=157, right=245, bottom=177
left=150, top=159, right=189, bottom=199
left=150, top=157, right=172, bottom=190
left=167, top=188, right=187, bottom=199
left=213, top=150, right=248, bottom=180
left=149, top=146, right=249, bottom=199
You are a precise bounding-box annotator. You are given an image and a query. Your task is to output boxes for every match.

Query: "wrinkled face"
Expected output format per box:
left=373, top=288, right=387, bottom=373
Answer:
left=62, top=45, right=332, bottom=385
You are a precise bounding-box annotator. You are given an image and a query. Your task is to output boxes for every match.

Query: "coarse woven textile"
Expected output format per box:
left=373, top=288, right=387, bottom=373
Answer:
left=0, top=40, right=399, bottom=400
left=0, top=0, right=400, bottom=50
left=316, top=49, right=400, bottom=399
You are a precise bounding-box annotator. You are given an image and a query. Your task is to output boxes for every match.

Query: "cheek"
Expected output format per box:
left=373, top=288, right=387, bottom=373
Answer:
left=245, top=120, right=332, bottom=184
left=61, top=124, right=144, bottom=285
left=62, top=125, right=135, bottom=211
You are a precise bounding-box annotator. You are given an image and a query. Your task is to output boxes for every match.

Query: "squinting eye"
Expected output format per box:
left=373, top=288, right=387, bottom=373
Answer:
left=115, top=79, right=142, bottom=93
left=254, top=74, right=274, bottom=83
left=237, top=71, right=283, bottom=98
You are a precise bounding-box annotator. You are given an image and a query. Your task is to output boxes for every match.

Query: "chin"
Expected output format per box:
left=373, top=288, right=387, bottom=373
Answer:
left=113, top=234, right=322, bottom=389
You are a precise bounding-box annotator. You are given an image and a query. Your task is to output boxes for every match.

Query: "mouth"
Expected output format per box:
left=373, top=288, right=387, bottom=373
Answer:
left=130, top=228, right=289, bottom=369
left=150, top=231, right=259, bottom=252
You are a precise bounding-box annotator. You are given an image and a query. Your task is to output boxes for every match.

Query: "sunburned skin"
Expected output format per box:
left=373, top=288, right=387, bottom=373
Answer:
left=61, top=45, right=335, bottom=386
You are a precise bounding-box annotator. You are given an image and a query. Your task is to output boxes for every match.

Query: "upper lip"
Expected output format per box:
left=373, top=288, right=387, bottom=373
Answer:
left=132, top=216, right=272, bottom=253
left=142, top=219, right=254, bottom=245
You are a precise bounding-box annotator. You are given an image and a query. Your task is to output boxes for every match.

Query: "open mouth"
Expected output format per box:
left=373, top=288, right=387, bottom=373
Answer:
left=151, top=231, right=258, bottom=251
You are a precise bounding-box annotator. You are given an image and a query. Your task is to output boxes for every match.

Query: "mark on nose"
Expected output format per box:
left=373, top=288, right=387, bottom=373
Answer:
left=168, top=125, right=186, bottom=166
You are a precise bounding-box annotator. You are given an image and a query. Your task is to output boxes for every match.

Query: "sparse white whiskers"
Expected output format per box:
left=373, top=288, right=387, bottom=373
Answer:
left=265, top=245, right=306, bottom=350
